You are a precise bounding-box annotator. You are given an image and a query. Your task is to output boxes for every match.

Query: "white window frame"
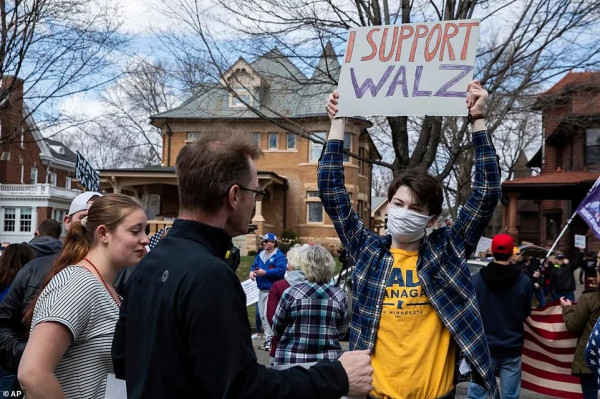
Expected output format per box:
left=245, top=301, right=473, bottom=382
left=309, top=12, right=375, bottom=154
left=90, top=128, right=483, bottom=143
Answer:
left=229, top=89, right=252, bottom=108
left=307, top=202, right=324, bottom=223
left=30, top=167, right=38, bottom=184
left=49, top=172, right=57, bottom=186
left=286, top=133, right=296, bottom=150
left=2, top=207, right=33, bottom=233
left=309, top=132, right=326, bottom=162
left=343, top=133, right=352, bottom=162
left=252, top=132, right=261, bottom=147
left=306, top=191, right=323, bottom=223
left=186, top=132, right=201, bottom=142
left=66, top=176, right=72, bottom=189
left=268, top=132, right=278, bottom=150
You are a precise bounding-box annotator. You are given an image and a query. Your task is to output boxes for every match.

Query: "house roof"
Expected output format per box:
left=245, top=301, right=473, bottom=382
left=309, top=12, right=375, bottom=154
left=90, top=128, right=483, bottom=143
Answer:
left=151, top=45, right=340, bottom=122
left=533, top=71, right=600, bottom=109
left=502, top=170, right=600, bottom=199
left=371, top=196, right=388, bottom=215
left=543, top=71, right=600, bottom=96
left=44, top=138, right=77, bottom=164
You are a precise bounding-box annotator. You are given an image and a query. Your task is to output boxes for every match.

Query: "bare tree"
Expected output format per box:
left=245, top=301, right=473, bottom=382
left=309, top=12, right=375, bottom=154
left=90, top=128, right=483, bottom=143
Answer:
left=0, top=0, right=127, bottom=144
left=57, top=59, right=179, bottom=168
left=152, top=0, right=599, bottom=206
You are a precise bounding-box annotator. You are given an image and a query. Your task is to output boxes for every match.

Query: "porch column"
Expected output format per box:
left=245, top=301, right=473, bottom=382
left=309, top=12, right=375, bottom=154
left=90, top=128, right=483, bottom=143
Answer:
left=507, top=193, right=519, bottom=239
left=252, top=199, right=265, bottom=236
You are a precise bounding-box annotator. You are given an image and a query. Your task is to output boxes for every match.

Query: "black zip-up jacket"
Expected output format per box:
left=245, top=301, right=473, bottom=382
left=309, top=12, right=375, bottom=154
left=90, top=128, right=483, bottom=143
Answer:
left=0, top=252, right=60, bottom=372
left=112, top=219, right=348, bottom=398
left=472, top=262, right=532, bottom=358
left=549, top=262, right=578, bottom=293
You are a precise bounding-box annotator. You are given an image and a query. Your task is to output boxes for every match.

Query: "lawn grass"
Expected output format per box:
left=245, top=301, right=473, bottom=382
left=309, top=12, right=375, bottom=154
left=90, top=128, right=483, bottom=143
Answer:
left=235, top=254, right=342, bottom=333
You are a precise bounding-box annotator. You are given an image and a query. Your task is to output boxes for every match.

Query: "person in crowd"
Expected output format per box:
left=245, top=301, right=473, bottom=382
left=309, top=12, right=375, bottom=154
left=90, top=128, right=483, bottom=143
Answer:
left=17, top=194, right=148, bottom=398
left=252, top=302, right=263, bottom=340
left=272, top=245, right=347, bottom=367
left=467, top=234, right=532, bottom=399
left=320, top=80, right=500, bottom=398
left=522, top=255, right=544, bottom=308
left=548, top=253, right=578, bottom=301
left=578, top=250, right=598, bottom=292
left=561, top=276, right=600, bottom=399
left=249, top=232, right=287, bottom=351
left=112, top=131, right=372, bottom=399
left=0, top=191, right=102, bottom=377
left=27, top=219, right=62, bottom=258
left=225, top=245, right=241, bottom=272
left=0, top=245, right=35, bottom=393
left=266, top=244, right=307, bottom=364
left=252, top=241, right=267, bottom=340
left=0, top=245, right=36, bottom=302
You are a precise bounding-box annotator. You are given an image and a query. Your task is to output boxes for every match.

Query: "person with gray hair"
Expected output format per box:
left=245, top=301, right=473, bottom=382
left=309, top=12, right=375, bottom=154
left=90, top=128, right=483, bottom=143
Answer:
left=266, top=244, right=308, bottom=362
left=272, top=244, right=348, bottom=366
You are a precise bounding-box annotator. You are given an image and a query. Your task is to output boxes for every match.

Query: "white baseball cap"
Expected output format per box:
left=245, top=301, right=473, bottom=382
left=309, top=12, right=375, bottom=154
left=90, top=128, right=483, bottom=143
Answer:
left=68, top=191, right=102, bottom=217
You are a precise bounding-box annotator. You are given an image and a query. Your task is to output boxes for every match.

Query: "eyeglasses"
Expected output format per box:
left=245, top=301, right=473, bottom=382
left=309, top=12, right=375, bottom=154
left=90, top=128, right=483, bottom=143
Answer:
left=239, top=186, right=266, bottom=201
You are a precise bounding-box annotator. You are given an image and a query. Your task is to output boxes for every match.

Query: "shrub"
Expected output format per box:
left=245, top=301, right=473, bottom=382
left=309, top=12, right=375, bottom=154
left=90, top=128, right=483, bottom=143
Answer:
left=279, top=229, right=299, bottom=253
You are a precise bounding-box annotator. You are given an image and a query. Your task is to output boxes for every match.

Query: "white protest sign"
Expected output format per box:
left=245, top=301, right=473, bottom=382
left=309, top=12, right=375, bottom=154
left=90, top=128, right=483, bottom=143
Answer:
left=475, top=236, right=493, bottom=257
left=574, top=234, right=586, bottom=249
left=337, top=20, right=480, bottom=117
left=241, top=279, right=259, bottom=306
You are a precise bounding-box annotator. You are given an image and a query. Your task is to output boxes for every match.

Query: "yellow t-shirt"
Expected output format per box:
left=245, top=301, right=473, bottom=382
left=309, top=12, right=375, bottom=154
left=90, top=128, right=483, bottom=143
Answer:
left=370, top=248, right=456, bottom=399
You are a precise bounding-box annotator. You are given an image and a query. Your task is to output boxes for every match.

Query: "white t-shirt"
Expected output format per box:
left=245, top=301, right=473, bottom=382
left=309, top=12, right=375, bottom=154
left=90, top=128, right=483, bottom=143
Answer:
left=32, top=266, right=119, bottom=399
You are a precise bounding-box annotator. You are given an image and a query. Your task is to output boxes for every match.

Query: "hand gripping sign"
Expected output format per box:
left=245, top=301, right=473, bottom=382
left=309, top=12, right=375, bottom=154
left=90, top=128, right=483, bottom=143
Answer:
left=337, top=20, right=480, bottom=117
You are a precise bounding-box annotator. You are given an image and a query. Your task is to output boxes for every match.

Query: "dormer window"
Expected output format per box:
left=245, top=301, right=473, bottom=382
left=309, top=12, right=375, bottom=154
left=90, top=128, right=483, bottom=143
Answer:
left=230, top=89, right=252, bottom=108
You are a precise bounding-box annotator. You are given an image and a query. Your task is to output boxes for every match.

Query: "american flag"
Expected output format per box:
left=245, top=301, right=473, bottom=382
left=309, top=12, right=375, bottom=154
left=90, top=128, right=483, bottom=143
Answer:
left=522, top=301, right=583, bottom=398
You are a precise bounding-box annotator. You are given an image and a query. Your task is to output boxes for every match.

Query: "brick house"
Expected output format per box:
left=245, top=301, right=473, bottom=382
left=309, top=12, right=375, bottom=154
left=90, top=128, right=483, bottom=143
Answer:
left=99, top=46, right=381, bottom=253
left=502, top=71, right=600, bottom=255
left=0, top=77, right=80, bottom=243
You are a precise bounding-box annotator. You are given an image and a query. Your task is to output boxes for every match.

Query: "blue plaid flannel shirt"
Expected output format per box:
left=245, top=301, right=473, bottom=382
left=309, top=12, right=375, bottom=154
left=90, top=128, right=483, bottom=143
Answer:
left=318, top=131, right=501, bottom=399
left=272, top=282, right=348, bottom=365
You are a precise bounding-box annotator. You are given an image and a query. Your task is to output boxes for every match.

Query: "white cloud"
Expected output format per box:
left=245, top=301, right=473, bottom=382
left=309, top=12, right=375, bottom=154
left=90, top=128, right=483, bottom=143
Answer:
left=58, top=93, right=105, bottom=119
left=118, top=0, right=166, bottom=35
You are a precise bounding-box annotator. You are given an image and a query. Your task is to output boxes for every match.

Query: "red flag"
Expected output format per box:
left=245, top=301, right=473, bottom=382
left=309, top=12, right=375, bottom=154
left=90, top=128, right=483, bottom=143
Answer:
left=522, top=301, right=583, bottom=398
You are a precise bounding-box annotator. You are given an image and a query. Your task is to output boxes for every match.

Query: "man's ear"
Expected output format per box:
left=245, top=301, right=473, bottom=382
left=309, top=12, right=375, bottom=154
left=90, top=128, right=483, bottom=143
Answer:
left=427, top=215, right=438, bottom=228
left=63, top=215, right=72, bottom=231
left=227, top=185, right=240, bottom=210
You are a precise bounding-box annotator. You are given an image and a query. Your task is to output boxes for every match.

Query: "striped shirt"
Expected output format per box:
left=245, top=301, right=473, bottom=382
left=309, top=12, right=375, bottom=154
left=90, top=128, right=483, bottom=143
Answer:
left=273, top=281, right=348, bottom=365
left=318, top=133, right=501, bottom=398
left=32, top=266, right=118, bottom=399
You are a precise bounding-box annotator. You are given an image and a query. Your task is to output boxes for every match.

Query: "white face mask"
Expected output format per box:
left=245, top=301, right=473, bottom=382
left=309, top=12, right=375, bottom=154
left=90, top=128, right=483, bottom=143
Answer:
left=387, top=206, right=432, bottom=243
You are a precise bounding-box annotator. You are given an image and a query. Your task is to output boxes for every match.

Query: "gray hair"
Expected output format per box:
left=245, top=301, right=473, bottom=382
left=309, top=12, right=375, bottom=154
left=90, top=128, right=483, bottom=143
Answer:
left=299, top=245, right=335, bottom=284
left=286, top=244, right=303, bottom=270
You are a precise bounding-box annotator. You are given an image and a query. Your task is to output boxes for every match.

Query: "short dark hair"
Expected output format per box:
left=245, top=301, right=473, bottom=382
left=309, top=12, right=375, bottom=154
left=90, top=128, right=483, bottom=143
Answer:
left=493, top=252, right=511, bottom=261
left=176, top=131, right=262, bottom=214
left=37, top=219, right=62, bottom=239
left=387, top=167, right=443, bottom=216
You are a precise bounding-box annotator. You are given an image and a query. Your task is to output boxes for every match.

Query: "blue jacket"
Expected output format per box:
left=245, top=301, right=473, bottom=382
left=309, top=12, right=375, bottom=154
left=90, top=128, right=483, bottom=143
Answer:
left=252, top=249, right=287, bottom=291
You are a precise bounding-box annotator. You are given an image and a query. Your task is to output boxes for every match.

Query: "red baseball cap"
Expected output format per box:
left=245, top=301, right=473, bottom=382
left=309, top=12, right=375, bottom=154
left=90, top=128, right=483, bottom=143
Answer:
left=491, top=234, right=514, bottom=255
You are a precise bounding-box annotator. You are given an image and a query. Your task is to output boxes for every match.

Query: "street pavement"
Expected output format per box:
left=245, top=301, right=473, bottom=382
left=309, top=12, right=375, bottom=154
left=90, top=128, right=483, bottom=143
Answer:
left=251, top=339, right=561, bottom=398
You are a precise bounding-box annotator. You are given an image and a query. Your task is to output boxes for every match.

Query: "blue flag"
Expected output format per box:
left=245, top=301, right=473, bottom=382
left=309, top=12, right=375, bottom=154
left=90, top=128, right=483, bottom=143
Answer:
left=576, top=177, right=600, bottom=239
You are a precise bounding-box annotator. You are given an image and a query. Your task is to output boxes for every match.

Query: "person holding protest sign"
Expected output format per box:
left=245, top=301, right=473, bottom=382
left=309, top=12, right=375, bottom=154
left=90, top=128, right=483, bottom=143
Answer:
left=112, top=132, right=373, bottom=398
left=320, top=80, right=500, bottom=399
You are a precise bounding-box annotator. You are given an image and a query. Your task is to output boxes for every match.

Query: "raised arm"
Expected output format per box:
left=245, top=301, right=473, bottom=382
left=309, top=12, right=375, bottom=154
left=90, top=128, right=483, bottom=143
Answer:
left=318, top=90, right=376, bottom=262
left=454, top=81, right=501, bottom=254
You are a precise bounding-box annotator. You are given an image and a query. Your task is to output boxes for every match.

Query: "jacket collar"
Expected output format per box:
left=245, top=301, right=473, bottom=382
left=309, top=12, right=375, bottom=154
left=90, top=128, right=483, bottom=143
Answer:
left=167, top=219, right=232, bottom=259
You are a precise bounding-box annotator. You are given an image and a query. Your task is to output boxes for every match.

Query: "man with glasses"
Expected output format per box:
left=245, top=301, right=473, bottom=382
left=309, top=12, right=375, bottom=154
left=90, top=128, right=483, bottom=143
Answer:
left=249, top=232, right=287, bottom=351
left=113, top=132, right=373, bottom=398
